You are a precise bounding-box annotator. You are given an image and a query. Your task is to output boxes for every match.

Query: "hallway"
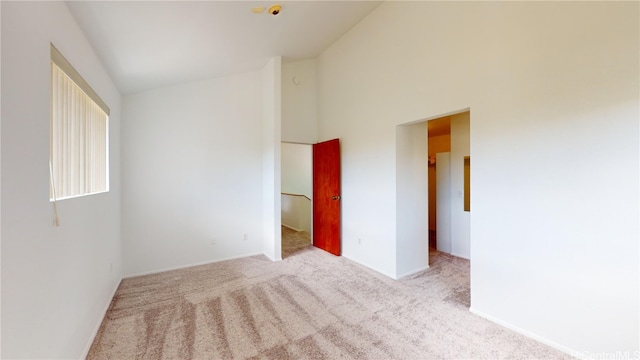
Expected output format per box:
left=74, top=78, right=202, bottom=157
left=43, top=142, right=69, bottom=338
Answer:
left=281, top=226, right=311, bottom=258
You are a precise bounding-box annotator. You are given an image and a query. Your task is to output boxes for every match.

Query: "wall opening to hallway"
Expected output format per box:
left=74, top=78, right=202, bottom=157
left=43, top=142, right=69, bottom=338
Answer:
left=395, top=108, right=470, bottom=280
left=427, top=111, right=470, bottom=259
left=280, top=142, right=313, bottom=258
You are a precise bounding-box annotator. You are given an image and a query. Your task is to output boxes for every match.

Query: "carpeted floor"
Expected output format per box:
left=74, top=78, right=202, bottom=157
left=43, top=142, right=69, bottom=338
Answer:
left=88, top=247, right=572, bottom=359
left=281, top=226, right=311, bottom=259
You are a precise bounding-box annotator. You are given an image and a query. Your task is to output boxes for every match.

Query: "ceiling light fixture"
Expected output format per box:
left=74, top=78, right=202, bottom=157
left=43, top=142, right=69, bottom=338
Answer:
left=268, top=5, right=281, bottom=16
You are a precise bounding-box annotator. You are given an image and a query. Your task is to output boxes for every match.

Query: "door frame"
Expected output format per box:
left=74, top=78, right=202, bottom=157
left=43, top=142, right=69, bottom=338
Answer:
left=280, top=141, right=314, bottom=246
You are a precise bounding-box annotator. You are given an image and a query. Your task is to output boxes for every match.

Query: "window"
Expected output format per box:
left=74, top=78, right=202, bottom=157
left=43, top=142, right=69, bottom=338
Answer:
left=50, top=44, right=110, bottom=201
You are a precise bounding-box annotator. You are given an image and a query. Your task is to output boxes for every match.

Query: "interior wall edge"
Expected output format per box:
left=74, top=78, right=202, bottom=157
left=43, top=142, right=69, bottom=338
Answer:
left=123, top=252, right=265, bottom=279
left=81, top=279, right=122, bottom=359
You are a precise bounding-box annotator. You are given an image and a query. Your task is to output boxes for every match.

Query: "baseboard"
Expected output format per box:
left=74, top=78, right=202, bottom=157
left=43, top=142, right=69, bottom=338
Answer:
left=396, top=265, right=429, bottom=280
left=263, top=251, right=283, bottom=262
left=124, top=252, right=264, bottom=279
left=81, top=278, right=121, bottom=359
left=469, top=307, right=578, bottom=358
left=342, top=254, right=397, bottom=280
left=281, top=223, right=303, bottom=232
left=342, top=254, right=430, bottom=280
left=450, top=252, right=470, bottom=260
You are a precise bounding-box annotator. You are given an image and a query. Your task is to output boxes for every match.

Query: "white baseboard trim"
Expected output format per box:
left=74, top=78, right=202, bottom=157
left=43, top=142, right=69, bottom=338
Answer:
left=342, top=254, right=429, bottom=280
left=263, top=251, right=283, bottom=262
left=342, top=254, right=397, bottom=280
left=81, top=278, right=121, bottom=359
left=124, top=252, right=264, bottom=279
left=450, top=252, right=470, bottom=260
left=281, top=223, right=303, bottom=232
left=396, top=265, right=429, bottom=280
left=469, top=307, right=578, bottom=358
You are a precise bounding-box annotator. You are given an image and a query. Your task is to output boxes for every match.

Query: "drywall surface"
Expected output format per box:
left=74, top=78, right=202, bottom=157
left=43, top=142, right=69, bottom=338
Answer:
left=1, top=2, right=122, bottom=358
left=317, top=1, right=638, bottom=354
left=436, top=152, right=452, bottom=254
left=428, top=134, right=451, bottom=155
left=122, top=71, right=264, bottom=276
left=262, top=57, right=282, bottom=261
left=282, top=59, right=318, bottom=144
left=450, top=112, right=470, bottom=259
left=281, top=194, right=311, bottom=233
left=395, top=122, right=428, bottom=278
left=281, top=143, right=312, bottom=198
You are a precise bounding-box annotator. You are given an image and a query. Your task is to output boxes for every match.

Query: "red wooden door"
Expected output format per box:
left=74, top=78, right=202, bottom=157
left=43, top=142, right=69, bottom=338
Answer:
left=313, top=139, right=341, bottom=256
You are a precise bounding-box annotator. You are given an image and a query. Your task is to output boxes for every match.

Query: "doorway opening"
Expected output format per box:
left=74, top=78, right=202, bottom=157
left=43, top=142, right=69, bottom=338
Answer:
left=395, top=108, right=470, bottom=289
left=280, top=139, right=342, bottom=259
left=428, top=111, right=470, bottom=258
left=280, top=142, right=313, bottom=258
left=425, top=110, right=471, bottom=309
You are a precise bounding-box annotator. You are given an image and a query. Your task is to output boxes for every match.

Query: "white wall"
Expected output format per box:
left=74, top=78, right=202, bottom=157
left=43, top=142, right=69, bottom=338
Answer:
left=122, top=71, right=264, bottom=276
left=436, top=152, right=452, bottom=254
left=317, top=1, right=638, bottom=355
left=1, top=2, right=122, bottom=358
left=281, top=143, right=312, bottom=198
left=262, top=57, right=282, bottom=261
left=395, top=122, right=428, bottom=278
left=282, top=59, right=317, bottom=144
left=450, top=112, right=470, bottom=259
left=281, top=194, right=311, bottom=233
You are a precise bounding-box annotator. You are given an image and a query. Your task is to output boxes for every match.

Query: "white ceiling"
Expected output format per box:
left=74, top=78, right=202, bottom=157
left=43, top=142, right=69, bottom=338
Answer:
left=66, top=1, right=382, bottom=94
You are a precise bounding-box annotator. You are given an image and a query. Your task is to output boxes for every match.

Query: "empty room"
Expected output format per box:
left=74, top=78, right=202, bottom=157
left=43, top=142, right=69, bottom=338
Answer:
left=1, top=1, right=638, bottom=359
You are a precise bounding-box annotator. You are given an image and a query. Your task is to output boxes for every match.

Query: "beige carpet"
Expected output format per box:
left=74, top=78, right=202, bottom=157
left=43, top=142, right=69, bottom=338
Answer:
left=88, top=247, right=572, bottom=359
left=281, top=226, right=311, bottom=259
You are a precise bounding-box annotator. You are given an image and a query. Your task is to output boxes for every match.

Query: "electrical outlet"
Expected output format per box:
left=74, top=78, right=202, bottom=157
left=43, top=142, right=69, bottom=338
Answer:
left=210, top=238, right=217, bottom=246
left=243, top=233, right=248, bottom=241
left=358, top=238, right=362, bottom=245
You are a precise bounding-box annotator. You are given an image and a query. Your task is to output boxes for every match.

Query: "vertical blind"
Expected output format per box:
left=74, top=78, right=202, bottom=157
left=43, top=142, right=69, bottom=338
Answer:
left=50, top=45, right=109, bottom=201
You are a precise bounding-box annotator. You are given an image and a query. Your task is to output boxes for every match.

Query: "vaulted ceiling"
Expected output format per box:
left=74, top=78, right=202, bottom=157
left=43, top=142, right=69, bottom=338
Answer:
left=66, top=1, right=382, bottom=94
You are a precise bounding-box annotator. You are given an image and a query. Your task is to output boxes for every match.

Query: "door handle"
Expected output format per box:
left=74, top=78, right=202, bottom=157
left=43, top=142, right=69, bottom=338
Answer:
left=331, top=195, right=341, bottom=201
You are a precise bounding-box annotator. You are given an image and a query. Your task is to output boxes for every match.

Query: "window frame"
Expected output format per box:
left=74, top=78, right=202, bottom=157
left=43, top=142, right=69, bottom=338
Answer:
left=50, top=44, right=110, bottom=202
